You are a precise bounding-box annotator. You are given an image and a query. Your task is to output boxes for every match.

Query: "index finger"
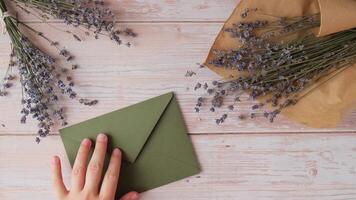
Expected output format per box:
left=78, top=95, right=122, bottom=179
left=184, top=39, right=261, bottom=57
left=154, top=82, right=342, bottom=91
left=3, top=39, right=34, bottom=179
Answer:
left=84, top=133, right=108, bottom=193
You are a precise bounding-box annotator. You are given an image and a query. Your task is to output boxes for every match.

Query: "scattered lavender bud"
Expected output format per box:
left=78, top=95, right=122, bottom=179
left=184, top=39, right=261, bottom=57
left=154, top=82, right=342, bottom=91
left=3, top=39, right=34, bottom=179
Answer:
left=196, top=63, right=205, bottom=68
left=72, top=65, right=79, bottom=70
left=207, top=88, right=214, bottom=95
left=222, top=114, right=228, bottom=120
left=241, top=12, right=248, bottom=18
left=124, top=28, right=137, bottom=37
left=194, top=82, right=202, bottom=90
left=0, top=91, right=8, bottom=96
left=6, top=75, right=15, bottom=81
left=197, top=97, right=204, bottom=105
left=61, top=68, right=68, bottom=73
left=185, top=70, right=196, bottom=77
left=79, top=98, right=85, bottom=104
left=212, top=94, right=223, bottom=108
left=228, top=105, right=234, bottom=111
left=252, top=104, right=260, bottom=110
left=20, top=116, right=27, bottom=124
left=203, top=83, right=208, bottom=90
left=66, top=56, right=74, bottom=61
left=238, top=114, right=246, bottom=120
left=73, top=34, right=82, bottom=42
left=51, top=41, right=59, bottom=46
left=59, top=49, right=69, bottom=57
left=3, top=83, right=12, bottom=88
left=264, top=112, right=269, bottom=118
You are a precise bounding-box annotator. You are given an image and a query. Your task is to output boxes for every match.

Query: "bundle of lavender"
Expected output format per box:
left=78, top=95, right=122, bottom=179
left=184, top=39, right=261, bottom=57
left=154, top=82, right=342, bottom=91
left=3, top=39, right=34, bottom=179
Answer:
left=12, top=0, right=137, bottom=46
left=0, top=0, right=129, bottom=143
left=194, top=9, right=356, bottom=124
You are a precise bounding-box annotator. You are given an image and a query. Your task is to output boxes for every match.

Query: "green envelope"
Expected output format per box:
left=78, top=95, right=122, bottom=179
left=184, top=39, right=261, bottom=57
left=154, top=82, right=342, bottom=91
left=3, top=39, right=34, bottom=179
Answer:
left=59, top=92, right=200, bottom=197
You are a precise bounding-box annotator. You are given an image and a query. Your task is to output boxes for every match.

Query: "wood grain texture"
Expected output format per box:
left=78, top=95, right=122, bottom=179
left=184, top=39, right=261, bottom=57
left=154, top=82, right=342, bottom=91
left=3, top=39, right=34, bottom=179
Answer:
left=1, top=1, right=356, bottom=200
left=1, top=134, right=356, bottom=200
left=1, top=23, right=356, bottom=135
left=6, top=0, right=240, bottom=22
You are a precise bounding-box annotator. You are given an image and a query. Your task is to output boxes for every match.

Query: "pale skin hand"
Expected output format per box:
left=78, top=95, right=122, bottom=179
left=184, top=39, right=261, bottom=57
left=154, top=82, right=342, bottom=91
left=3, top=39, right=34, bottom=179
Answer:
left=51, top=133, right=139, bottom=200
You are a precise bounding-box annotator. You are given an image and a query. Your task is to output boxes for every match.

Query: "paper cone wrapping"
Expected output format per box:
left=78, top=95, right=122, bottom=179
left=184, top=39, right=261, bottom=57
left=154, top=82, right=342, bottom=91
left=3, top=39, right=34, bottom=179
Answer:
left=205, top=0, right=356, bottom=128
left=318, top=0, right=356, bottom=36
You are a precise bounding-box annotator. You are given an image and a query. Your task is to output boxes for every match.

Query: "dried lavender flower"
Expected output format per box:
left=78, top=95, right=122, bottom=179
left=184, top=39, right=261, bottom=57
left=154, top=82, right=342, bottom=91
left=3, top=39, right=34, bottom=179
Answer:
left=194, top=82, right=202, bottom=90
left=72, top=64, right=79, bottom=70
left=0, top=2, right=98, bottom=142
left=13, top=0, right=137, bottom=45
left=194, top=10, right=356, bottom=124
left=185, top=70, right=196, bottom=77
left=238, top=114, right=246, bottom=120
left=207, top=88, right=214, bottom=95
left=228, top=105, right=234, bottom=111
left=211, top=94, right=223, bottom=108
left=203, top=83, right=208, bottom=90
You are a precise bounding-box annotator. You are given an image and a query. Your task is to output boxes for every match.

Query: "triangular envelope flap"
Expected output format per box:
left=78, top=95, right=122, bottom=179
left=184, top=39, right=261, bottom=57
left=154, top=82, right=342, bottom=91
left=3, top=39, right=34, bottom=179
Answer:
left=60, top=92, right=174, bottom=164
left=117, top=94, right=201, bottom=196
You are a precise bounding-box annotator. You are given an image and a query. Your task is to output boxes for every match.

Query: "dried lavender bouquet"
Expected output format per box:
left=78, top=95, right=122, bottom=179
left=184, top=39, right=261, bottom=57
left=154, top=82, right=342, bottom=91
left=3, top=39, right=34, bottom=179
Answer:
left=11, top=0, right=137, bottom=46
left=0, top=0, right=97, bottom=143
left=195, top=9, right=356, bottom=124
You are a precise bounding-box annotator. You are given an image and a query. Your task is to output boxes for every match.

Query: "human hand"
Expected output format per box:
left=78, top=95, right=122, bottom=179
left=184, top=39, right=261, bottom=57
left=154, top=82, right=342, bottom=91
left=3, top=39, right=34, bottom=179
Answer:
left=51, top=133, right=139, bottom=200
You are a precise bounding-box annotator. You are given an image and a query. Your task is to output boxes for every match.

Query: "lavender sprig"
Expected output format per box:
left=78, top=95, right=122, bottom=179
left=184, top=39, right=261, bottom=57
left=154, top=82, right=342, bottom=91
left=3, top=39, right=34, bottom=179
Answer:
left=1, top=1, right=97, bottom=143
left=197, top=11, right=356, bottom=123
left=12, top=0, right=137, bottom=46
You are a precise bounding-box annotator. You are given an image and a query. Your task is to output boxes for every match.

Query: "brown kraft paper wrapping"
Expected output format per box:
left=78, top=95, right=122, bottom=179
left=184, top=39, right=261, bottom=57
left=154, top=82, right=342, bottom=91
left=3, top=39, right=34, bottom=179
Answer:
left=318, top=0, right=356, bottom=37
left=205, top=0, right=356, bottom=128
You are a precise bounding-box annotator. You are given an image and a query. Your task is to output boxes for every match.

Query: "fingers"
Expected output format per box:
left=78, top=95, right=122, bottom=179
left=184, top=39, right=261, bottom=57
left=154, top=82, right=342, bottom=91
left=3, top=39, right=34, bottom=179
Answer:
left=84, top=133, right=108, bottom=192
left=120, top=192, right=140, bottom=200
left=51, top=156, right=68, bottom=199
left=100, top=148, right=122, bottom=199
left=71, top=138, right=92, bottom=191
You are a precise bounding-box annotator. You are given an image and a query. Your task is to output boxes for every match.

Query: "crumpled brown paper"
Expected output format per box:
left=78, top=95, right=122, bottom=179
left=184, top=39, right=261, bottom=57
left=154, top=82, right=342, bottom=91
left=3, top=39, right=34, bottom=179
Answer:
left=205, top=0, right=356, bottom=128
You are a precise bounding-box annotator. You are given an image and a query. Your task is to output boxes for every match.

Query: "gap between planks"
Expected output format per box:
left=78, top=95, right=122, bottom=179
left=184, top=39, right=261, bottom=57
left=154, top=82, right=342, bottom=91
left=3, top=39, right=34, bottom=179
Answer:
left=22, top=21, right=227, bottom=24
left=2, top=131, right=356, bottom=137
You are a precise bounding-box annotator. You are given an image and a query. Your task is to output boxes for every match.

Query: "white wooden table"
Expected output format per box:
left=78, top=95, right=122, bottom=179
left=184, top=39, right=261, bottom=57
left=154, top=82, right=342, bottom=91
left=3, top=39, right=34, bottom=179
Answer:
left=1, top=1, right=356, bottom=199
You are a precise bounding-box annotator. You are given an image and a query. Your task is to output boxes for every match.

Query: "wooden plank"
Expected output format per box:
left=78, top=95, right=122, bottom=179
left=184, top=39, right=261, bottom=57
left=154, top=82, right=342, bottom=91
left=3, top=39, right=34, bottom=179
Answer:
left=1, top=134, right=356, bottom=200
left=5, top=0, right=240, bottom=22
left=1, top=23, right=356, bottom=135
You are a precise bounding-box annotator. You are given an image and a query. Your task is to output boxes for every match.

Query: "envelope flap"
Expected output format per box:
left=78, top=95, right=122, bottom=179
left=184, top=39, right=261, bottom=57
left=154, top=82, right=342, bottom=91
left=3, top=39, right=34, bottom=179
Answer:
left=60, top=92, right=174, bottom=164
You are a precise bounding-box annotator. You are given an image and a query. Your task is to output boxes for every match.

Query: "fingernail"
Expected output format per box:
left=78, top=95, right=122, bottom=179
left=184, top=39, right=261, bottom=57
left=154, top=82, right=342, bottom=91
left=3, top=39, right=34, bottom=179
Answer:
left=130, top=193, right=139, bottom=200
left=51, top=156, right=59, bottom=165
left=113, top=148, right=121, bottom=156
left=81, top=138, right=91, bottom=146
left=97, top=133, right=107, bottom=142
